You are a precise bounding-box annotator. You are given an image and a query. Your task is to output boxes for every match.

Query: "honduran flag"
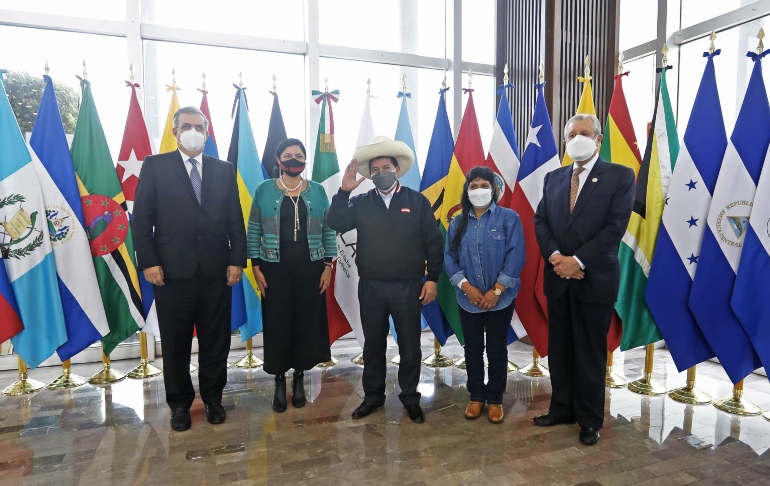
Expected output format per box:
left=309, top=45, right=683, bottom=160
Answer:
left=689, top=49, right=767, bottom=383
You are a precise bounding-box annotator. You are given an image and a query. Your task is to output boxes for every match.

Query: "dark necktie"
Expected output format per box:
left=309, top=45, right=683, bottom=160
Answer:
left=569, top=165, right=586, bottom=213
left=189, top=158, right=202, bottom=204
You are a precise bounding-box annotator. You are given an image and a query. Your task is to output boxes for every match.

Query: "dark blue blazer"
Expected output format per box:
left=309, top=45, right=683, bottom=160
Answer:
left=534, top=158, right=634, bottom=304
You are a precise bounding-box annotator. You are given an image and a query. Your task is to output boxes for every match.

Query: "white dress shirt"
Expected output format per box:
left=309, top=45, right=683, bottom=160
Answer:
left=180, top=150, right=203, bottom=180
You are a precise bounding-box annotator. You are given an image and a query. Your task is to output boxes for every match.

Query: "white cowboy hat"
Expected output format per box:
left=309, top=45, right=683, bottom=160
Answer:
left=353, top=136, right=414, bottom=179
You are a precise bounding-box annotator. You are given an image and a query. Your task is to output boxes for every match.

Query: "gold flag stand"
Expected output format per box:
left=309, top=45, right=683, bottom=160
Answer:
left=127, top=332, right=162, bottom=379
left=713, top=380, right=761, bottom=416
left=628, top=344, right=667, bottom=395
left=518, top=347, right=549, bottom=378
left=423, top=338, right=454, bottom=367
left=234, top=338, right=263, bottom=368
left=605, top=350, right=627, bottom=388
left=316, top=356, right=339, bottom=367
left=351, top=352, right=364, bottom=365
left=763, top=410, right=770, bottom=422
left=453, top=357, right=466, bottom=370
left=2, top=357, right=45, bottom=396
left=390, top=354, right=400, bottom=366
left=506, top=360, right=519, bottom=373
left=88, top=351, right=126, bottom=385
left=668, top=365, right=712, bottom=405
left=47, top=359, right=88, bottom=390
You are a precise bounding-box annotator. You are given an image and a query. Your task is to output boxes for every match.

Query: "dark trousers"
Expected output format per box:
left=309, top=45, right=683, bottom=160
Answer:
left=359, top=279, right=423, bottom=406
left=459, top=304, right=514, bottom=404
left=547, top=285, right=613, bottom=430
left=154, top=267, right=231, bottom=410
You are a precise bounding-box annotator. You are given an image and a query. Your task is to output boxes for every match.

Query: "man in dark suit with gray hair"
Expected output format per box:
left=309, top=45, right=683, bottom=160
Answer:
left=133, top=106, right=246, bottom=432
left=533, top=114, right=634, bottom=446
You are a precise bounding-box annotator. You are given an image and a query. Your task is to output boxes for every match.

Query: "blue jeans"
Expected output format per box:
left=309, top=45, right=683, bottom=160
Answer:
left=459, top=303, right=514, bottom=404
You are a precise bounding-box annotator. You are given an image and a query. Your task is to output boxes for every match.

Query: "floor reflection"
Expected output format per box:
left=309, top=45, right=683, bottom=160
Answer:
left=1, top=339, right=769, bottom=484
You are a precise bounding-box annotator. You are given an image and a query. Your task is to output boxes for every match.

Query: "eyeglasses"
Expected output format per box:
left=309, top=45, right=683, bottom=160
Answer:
left=177, top=123, right=206, bottom=133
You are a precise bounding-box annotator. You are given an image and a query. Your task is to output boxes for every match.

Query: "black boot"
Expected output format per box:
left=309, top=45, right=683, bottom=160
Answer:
left=272, top=374, right=287, bottom=413
left=291, top=371, right=306, bottom=408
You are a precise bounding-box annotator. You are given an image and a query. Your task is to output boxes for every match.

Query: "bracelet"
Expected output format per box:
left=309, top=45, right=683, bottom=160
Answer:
left=324, top=262, right=333, bottom=267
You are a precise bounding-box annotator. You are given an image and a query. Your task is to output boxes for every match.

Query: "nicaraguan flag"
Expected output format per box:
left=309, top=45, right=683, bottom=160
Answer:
left=30, top=75, right=110, bottom=360
left=644, top=51, right=721, bottom=372
left=394, top=90, right=422, bottom=190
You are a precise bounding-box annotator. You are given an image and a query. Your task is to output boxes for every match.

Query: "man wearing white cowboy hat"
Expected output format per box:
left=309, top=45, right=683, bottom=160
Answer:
left=327, top=136, right=443, bottom=424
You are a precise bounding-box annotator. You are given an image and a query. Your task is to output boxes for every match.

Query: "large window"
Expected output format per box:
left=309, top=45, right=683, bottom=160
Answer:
left=0, top=0, right=125, bottom=21
left=619, top=0, right=658, bottom=52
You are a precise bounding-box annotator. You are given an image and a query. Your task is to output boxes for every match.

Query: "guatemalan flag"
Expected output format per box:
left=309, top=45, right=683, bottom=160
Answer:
left=689, top=49, right=768, bottom=383
left=644, top=50, right=720, bottom=372
left=0, top=70, right=68, bottom=368
left=29, top=75, right=110, bottom=361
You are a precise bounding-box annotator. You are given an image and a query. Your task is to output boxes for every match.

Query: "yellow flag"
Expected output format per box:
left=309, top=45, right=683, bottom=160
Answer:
left=159, top=87, right=180, bottom=153
left=562, top=76, right=596, bottom=166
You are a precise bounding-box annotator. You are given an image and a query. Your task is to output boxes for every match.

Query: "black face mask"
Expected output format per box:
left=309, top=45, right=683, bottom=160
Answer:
left=279, top=158, right=306, bottom=176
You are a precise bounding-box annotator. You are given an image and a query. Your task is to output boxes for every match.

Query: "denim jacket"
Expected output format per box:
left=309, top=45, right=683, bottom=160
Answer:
left=246, top=179, right=337, bottom=263
left=444, top=203, right=525, bottom=313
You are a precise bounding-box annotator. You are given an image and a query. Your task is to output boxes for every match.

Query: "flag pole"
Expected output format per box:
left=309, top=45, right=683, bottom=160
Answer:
left=668, top=365, right=712, bottom=404
left=127, top=331, right=163, bottom=379
left=47, top=359, right=88, bottom=389
left=518, top=346, right=549, bottom=378
left=234, top=338, right=264, bottom=368
left=89, top=350, right=126, bottom=385
left=2, top=356, right=45, bottom=395
left=627, top=344, right=666, bottom=395
left=605, top=350, right=627, bottom=388
left=423, top=337, right=455, bottom=367
left=713, top=379, right=761, bottom=415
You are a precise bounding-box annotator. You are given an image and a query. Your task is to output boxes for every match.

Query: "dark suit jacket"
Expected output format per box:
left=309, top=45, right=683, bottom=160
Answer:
left=534, top=158, right=634, bottom=304
left=133, top=150, right=246, bottom=280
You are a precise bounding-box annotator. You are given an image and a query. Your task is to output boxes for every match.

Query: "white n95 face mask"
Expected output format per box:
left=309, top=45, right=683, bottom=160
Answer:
left=179, top=129, right=205, bottom=152
left=468, top=188, right=493, bottom=208
left=565, top=135, right=598, bottom=162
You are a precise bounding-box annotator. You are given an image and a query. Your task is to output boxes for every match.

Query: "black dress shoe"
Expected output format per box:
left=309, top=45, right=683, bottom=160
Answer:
left=205, top=402, right=226, bottom=424
left=291, top=371, right=306, bottom=408
left=579, top=427, right=600, bottom=446
left=170, top=407, right=191, bottom=431
left=404, top=404, right=425, bottom=424
left=272, top=374, right=287, bottom=413
left=352, top=401, right=383, bottom=419
left=533, top=414, right=576, bottom=427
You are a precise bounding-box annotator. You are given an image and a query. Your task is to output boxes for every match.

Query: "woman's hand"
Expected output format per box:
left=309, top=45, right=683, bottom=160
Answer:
left=319, top=265, right=332, bottom=294
left=478, top=290, right=500, bottom=310
left=253, top=266, right=267, bottom=295
left=464, top=285, right=484, bottom=307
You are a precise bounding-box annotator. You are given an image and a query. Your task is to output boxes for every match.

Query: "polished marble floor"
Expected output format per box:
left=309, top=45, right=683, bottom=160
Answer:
left=1, top=337, right=770, bottom=486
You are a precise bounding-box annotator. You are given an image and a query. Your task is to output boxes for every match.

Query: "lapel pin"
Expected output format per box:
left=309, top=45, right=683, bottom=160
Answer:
left=592, top=178, right=598, bottom=182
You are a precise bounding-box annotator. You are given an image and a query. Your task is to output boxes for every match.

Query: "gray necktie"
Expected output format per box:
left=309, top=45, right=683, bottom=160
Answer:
left=189, top=158, right=201, bottom=204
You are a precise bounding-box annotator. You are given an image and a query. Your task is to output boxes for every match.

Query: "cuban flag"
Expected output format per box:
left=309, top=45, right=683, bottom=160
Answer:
left=644, top=51, right=722, bottom=372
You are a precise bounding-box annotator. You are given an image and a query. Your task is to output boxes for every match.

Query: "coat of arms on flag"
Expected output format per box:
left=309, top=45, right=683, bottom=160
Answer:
left=0, top=196, right=43, bottom=260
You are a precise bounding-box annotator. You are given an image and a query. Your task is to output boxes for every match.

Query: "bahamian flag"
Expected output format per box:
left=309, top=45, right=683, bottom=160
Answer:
left=419, top=87, right=455, bottom=346
left=227, top=87, right=263, bottom=341
left=0, top=70, right=67, bottom=367
left=645, top=51, right=721, bottom=372
left=262, top=91, right=287, bottom=179
left=612, top=69, right=665, bottom=351
left=30, top=75, right=110, bottom=361
left=689, top=49, right=767, bottom=384
left=394, top=90, right=422, bottom=190
left=71, top=77, right=144, bottom=355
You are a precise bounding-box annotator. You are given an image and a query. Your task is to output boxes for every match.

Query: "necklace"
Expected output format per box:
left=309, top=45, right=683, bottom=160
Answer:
left=278, top=176, right=303, bottom=241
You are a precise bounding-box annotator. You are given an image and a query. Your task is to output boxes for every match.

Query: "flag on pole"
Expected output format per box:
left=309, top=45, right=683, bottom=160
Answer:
left=562, top=74, right=596, bottom=167
left=334, top=93, right=376, bottom=348
left=394, top=90, right=422, bottom=190
left=311, top=88, right=353, bottom=344
left=30, top=74, right=110, bottom=360
left=688, top=50, right=766, bottom=383
left=610, top=69, right=665, bottom=351
left=644, top=51, right=721, bottom=372
left=227, top=86, right=264, bottom=341
left=0, top=70, right=67, bottom=367
left=261, top=91, right=287, bottom=179
left=437, top=90, right=486, bottom=344
left=513, top=82, right=560, bottom=356
left=159, top=84, right=180, bottom=154
left=419, top=87, right=455, bottom=346
left=199, top=87, right=219, bottom=158
left=0, top=263, right=22, bottom=344
left=71, top=77, right=144, bottom=355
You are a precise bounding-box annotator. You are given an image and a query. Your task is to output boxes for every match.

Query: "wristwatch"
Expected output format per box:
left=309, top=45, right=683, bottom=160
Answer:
left=493, top=287, right=502, bottom=296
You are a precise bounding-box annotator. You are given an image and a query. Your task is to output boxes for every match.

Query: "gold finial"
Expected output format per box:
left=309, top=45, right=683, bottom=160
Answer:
left=468, top=68, right=474, bottom=89
left=201, top=71, right=206, bottom=90
left=539, top=62, right=545, bottom=83
left=82, top=60, right=88, bottom=80
left=44, top=60, right=49, bottom=76
left=709, top=30, right=717, bottom=54
left=662, top=44, right=669, bottom=68
left=584, top=55, right=591, bottom=78
left=503, top=62, right=509, bottom=84
left=272, top=74, right=276, bottom=92
left=618, top=52, right=624, bottom=75
left=442, top=71, right=447, bottom=90
left=324, top=77, right=329, bottom=92
left=129, top=64, right=135, bottom=84
left=758, top=28, right=765, bottom=54
left=402, top=74, right=408, bottom=92
left=239, top=71, right=243, bottom=88
left=366, top=78, right=371, bottom=96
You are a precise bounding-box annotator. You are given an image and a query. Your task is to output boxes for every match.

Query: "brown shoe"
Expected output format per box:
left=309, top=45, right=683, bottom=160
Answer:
left=464, top=400, right=484, bottom=419
left=488, top=404, right=504, bottom=424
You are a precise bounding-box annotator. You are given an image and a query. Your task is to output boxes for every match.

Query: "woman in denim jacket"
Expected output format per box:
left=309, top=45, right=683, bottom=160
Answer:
left=444, top=166, right=525, bottom=424
left=246, top=138, right=337, bottom=412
